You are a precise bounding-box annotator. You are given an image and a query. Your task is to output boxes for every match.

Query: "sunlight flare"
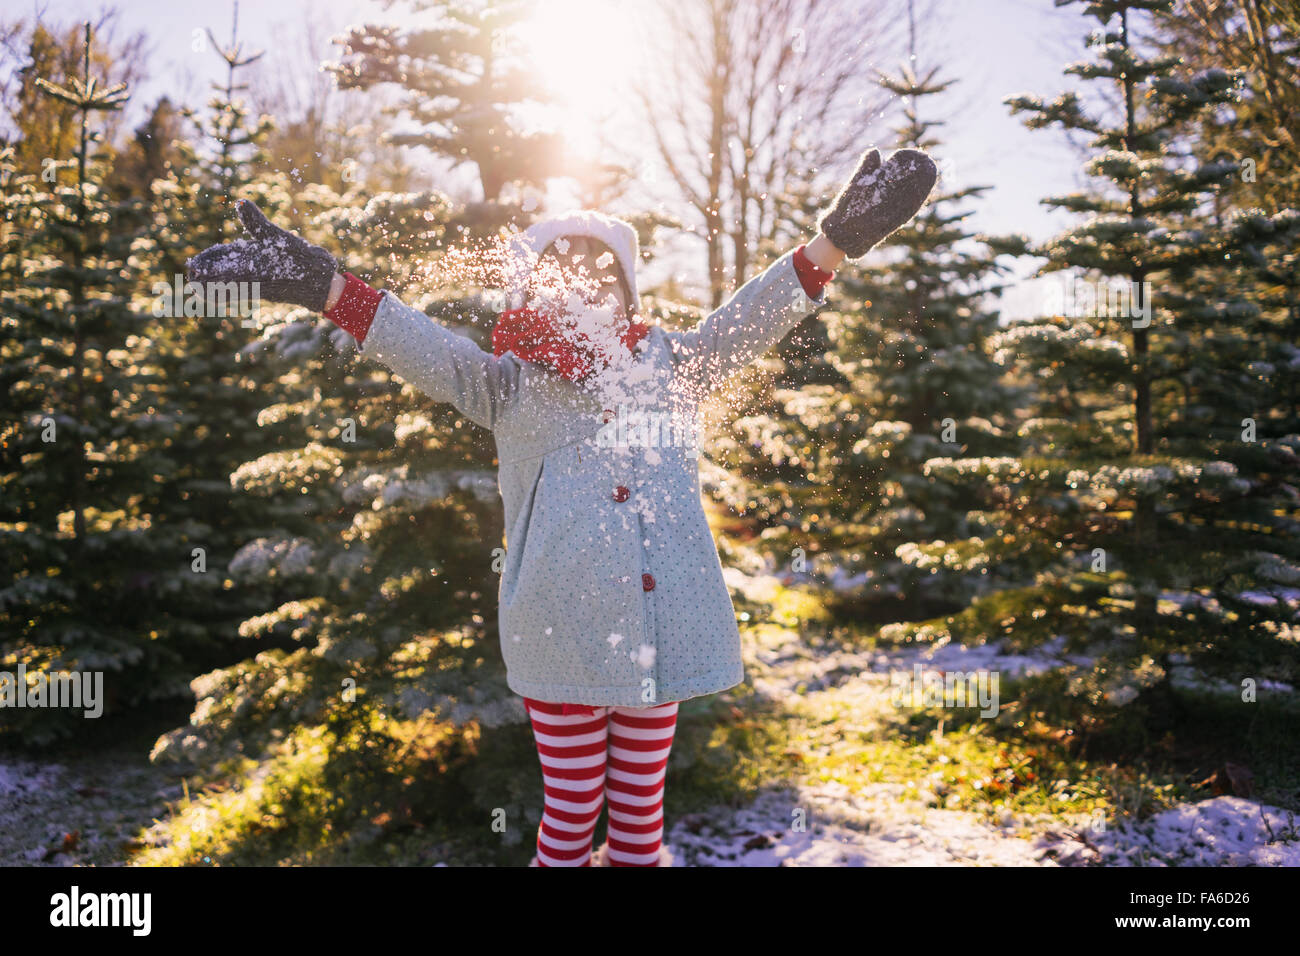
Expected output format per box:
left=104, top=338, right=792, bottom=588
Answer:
left=516, top=0, right=640, bottom=154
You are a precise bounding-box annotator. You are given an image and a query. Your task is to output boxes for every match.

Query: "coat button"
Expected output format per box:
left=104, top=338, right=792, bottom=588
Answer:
left=642, top=573, right=656, bottom=591
left=613, top=485, right=630, bottom=502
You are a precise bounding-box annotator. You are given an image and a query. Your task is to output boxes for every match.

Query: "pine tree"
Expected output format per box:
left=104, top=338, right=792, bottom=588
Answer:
left=1154, top=0, right=1300, bottom=436
left=881, top=0, right=1300, bottom=740
left=127, top=8, right=310, bottom=672
left=0, top=24, right=200, bottom=743
left=1157, top=0, right=1299, bottom=214
left=813, top=53, right=1021, bottom=617
left=4, top=19, right=134, bottom=180
left=327, top=0, right=566, bottom=207
left=106, top=96, right=186, bottom=202
left=0, top=144, right=18, bottom=298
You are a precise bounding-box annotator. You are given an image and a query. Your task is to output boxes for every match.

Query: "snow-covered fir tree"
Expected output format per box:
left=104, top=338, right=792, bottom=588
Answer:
left=885, top=0, right=1300, bottom=739
left=327, top=0, right=566, bottom=210
left=0, top=25, right=201, bottom=743
left=130, top=9, right=305, bottom=676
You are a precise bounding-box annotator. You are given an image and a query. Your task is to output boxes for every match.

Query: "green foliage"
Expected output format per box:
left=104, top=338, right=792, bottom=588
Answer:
left=868, top=0, right=1300, bottom=737
left=0, top=24, right=204, bottom=743
left=711, top=46, right=1021, bottom=628
left=328, top=0, right=565, bottom=205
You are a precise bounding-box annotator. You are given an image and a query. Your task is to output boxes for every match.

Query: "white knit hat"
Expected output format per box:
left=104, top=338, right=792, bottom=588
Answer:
left=504, top=209, right=640, bottom=314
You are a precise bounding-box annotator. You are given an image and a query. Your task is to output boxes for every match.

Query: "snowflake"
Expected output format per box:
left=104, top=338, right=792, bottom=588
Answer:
left=630, top=644, right=656, bottom=668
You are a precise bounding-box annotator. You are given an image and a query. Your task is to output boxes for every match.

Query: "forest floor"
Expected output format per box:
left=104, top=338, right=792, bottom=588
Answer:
left=3, top=566, right=1298, bottom=867
left=0, top=701, right=191, bottom=867
left=663, top=591, right=1300, bottom=866
left=653, top=562, right=1300, bottom=867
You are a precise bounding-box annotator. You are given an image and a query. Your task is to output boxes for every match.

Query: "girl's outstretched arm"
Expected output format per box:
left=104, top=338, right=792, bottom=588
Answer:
left=344, top=273, right=517, bottom=432
left=665, top=147, right=936, bottom=395
left=187, top=200, right=516, bottom=431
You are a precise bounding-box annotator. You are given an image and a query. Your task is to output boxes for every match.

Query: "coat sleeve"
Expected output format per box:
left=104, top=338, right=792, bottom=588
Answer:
left=662, top=248, right=829, bottom=396
left=358, top=289, right=518, bottom=431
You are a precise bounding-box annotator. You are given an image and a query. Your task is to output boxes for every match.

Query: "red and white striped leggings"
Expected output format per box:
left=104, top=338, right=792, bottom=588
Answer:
left=522, top=696, right=679, bottom=866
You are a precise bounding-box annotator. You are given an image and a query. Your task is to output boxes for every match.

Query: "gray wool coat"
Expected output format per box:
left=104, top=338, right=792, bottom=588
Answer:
left=359, top=248, right=828, bottom=707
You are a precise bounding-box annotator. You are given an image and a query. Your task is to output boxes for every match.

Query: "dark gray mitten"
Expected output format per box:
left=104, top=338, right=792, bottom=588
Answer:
left=186, top=199, right=337, bottom=313
left=817, top=147, right=938, bottom=258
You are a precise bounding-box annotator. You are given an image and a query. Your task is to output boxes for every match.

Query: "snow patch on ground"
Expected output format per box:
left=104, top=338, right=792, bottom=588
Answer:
left=746, top=620, right=1095, bottom=701
left=1038, top=797, right=1300, bottom=867
left=665, top=778, right=1300, bottom=868
left=0, top=754, right=182, bottom=866
left=667, top=781, right=1063, bottom=866
left=703, top=559, right=1300, bottom=867
left=0, top=758, right=63, bottom=800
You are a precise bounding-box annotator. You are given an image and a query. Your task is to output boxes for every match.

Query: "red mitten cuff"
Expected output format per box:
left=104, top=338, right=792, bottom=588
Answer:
left=323, top=272, right=383, bottom=343
left=793, top=244, right=835, bottom=299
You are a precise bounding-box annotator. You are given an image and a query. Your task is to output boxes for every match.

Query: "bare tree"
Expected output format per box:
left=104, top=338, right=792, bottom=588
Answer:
left=632, top=0, right=899, bottom=306
left=246, top=2, right=420, bottom=194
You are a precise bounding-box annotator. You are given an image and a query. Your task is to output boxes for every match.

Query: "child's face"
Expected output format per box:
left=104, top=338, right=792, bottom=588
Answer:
left=531, top=236, right=631, bottom=319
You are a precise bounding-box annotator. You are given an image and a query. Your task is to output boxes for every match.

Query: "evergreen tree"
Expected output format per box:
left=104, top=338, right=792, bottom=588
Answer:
left=4, top=19, right=129, bottom=178
left=811, top=54, right=1021, bottom=618
left=327, top=0, right=566, bottom=207
left=0, top=24, right=198, bottom=743
left=1154, top=1, right=1300, bottom=436
left=879, top=0, right=1300, bottom=740
left=1157, top=0, right=1299, bottom=213
left=0, top=144, right=18, bottom=298
left=130, top=9, right=307, bottom=671
left=106, top=96, right=186, bottom=202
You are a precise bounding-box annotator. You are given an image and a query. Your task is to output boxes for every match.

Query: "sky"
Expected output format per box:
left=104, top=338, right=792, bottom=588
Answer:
left=41, top=0, right=1099, bottom=318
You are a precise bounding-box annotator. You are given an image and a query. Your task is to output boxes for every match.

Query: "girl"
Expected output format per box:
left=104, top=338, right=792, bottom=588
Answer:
left=187, top=146, right=937, bottom=866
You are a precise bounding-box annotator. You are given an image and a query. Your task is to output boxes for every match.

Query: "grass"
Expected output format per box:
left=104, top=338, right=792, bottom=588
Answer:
left=9, top=566, right=1298, bottom=866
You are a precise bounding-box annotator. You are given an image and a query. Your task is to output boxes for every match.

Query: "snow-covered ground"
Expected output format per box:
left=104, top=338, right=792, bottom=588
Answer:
left=4, top=563, right=1297, bottom=866
left=668, top=781, right=1062, bottom=866
left=1045, top=797, right=1300, bottom=867
left=660, top=566, right=1300, bottom=867
left=666, top=782, right=1300, bottom=867
left=0, top=752, right=182, bottom=866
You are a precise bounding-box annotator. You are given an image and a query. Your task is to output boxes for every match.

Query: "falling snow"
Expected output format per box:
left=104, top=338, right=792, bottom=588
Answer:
left=630, top=644, right=656, bottom=668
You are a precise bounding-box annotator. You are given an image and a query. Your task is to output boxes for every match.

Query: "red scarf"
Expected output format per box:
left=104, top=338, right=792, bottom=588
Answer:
left=491, top=306, right=650, bottom=382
